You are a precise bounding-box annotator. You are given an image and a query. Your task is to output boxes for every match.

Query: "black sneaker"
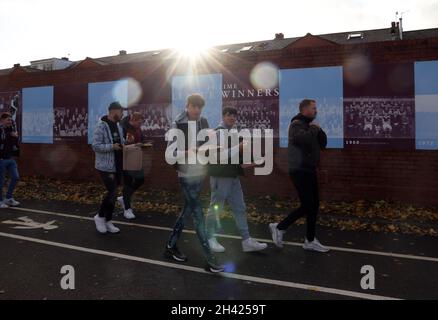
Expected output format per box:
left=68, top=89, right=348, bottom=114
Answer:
left=205, top=258, right=225, bottom=273
left=165, top=245, right=188, bottom=262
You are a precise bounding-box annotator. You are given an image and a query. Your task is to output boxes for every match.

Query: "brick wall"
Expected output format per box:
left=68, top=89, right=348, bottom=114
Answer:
left=3, top=36, right=438, bottom=206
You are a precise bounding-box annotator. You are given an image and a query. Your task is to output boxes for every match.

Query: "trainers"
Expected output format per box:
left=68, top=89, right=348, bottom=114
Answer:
left=208, top=237, right=225, bottom=253
left=242, top=238, right=268, bottom=252
left=123, top=208, right=136, bottom=220
left=117, top=196, right=125, bottom=210
left=165, top=245, right=188, bottom=262
left=303, top=238, right=330, bottom=253
left=205, top=257, right=225, bottom=273
left=269, top=223, right=285, bottom=248
left=94, top=214, right=107, bottom=234
left=5, top=198, right=20, bottom=207
left=105, top=221, right=120, bottom=234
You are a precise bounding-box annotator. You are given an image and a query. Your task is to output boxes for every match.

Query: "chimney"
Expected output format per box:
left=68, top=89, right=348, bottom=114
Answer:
left=61, top=57, right=69, bottom=61
left=275, top=33, right=284, bottom=40
left=399, top=17, right=403, bottom=40
left=119, top=50, right=127, bottom=55
left=390, top=21, right=397, bottom=40
left=13, top=63, right=20, bottom=68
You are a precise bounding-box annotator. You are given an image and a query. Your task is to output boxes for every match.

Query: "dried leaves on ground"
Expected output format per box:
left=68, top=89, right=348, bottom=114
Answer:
left=13, top=176, right=438, bottom=237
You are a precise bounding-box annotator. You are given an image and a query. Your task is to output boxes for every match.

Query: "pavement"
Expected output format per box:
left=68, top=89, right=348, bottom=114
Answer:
left=0, top=199, right=437, bottom=300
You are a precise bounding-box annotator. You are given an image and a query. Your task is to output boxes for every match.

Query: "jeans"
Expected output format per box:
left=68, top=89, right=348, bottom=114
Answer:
left=206, top=176, right=250, bottom=240
left=122, top=170, right=144, bottom=210
left=0, top=158, right=20, bottom=201
left=98, top=170, right=122, bottom=221
left=167, top=176, right=213, bottom=261
left=277, top=170, right=320, bottom=242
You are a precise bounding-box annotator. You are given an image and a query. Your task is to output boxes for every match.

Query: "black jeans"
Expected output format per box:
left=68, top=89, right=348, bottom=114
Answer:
left=122, top=170, right=145, bottom=210
left=277, top=170, right=319, bottom=242
left=98, top=170, right=122, bottom=221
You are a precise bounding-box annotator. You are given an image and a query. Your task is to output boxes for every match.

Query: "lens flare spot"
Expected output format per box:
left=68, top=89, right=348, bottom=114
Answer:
left=250, top=62, right=279, bottom=90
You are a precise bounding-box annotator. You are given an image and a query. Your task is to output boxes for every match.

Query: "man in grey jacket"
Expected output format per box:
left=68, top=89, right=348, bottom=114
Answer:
left=92, top=102, right=126, bottom=234
left=269, top=99, right=330, bottom=252
left=206, top=107, right=267, bottom=253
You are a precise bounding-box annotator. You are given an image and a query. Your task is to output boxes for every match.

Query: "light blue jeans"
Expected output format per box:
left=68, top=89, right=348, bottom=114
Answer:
left=206, top=176, right=250, bottom=240
left=0, top=158, right=20, bottom=201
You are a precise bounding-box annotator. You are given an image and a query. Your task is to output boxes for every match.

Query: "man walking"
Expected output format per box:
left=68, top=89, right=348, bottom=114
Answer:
left=0, top=112, right=20, bottom=208
left=117, top=112, right=146, bottom=219
left=269, top=99, right=330, bottom=252
left=92, top=102, right=125, bottom=234
left=206, top=107, right=267, bottom=253
left=165, top=94, right=224, bottom=273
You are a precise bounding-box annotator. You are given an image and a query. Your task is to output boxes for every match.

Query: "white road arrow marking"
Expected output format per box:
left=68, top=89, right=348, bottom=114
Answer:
left=2, top=216, right=58, bottom=230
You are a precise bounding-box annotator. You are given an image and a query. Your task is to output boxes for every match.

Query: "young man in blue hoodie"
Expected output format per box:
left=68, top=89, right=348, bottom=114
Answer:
left=92, top=102, right=125, bottom=234
left=206, top=107, right=267, bottom=253
left=165, top=94, right=224, bottom=273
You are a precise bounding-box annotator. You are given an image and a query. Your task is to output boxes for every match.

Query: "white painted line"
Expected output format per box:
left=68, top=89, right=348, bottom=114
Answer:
left=0, top=231, right=401, bottom=300
left=9, top=206, right=438, bottom=263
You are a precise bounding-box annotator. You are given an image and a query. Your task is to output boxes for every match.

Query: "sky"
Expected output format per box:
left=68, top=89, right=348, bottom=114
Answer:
left=1, top=0, right=437, bottom=69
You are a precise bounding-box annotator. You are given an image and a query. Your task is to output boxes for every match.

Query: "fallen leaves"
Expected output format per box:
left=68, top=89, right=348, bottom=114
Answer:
left=11, top=176, right=438, bottom=237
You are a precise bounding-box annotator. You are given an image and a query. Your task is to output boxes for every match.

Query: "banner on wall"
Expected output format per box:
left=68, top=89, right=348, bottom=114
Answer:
left=22, top=86, right=54, bottom=144
left=88, top=80, right=128, bottom=144
left=54, top=84, right=88, bottom=143
left=222, top=71, right=279, bottom=135
left=171, top=74, right=222, bottom=127
left=279, top=66, right=344, bottom=148
left=343, top=62, right=415, bottom=149
left=0, top=91, right=21, bottom=135
left=415, top=60, right=438, bottom=150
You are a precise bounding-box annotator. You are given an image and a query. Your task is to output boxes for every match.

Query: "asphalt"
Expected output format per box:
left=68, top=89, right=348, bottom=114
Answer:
left=0, top=199, right=437, bottom=300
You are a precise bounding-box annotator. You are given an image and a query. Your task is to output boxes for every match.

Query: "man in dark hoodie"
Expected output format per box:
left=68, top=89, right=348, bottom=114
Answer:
left=92, top=102, right=125, bottom=234
left=117, top=112, right=146, bottom=220
left=269, top=99, right=330, bottom=253
left=0, top=112, right=20, bottom=208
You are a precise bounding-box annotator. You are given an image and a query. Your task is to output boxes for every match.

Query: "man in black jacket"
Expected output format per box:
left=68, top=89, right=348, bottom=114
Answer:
left=269, top=99, right=330, bottom=252
left=0, top=112, right=21, bottom=208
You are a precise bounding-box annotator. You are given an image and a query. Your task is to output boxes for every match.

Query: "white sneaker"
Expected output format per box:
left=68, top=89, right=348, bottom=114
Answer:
left=269, top=223, right=285, bottom=248
left=94, top=214, right=107, bottom=234
left=5, top=198, right=20, bottom=207
left=0, top=202, right=9, bottom=209
left=242, top=238, right=268, bottom=252
left=105, top=221, right=120, bottom=234
left=117, top=196, right=125, bottom=210
left=303, top=238, right=330, bottom=253
left=208, top=237, right=225, bottom=253
left=123, top=208, right=136, bottom=220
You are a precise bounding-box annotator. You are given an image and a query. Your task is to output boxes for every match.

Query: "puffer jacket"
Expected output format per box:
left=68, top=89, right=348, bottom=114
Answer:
left=92, top=116, right=125, bottom=172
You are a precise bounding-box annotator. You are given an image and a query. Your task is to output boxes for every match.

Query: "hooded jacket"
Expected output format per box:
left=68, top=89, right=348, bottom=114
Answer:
left=92, top=116, right=125, bottom=172
left=167, top=111, right=209, bottom=177
left=287, top=113, right=327, bottom=173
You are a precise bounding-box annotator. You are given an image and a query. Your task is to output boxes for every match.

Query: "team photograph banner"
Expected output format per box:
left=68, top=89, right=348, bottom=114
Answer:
left=415, top=60, right=438, bottom=150
left=22, top=86, right=54, bottom=144
left=171, top=74, right=222, bottom=128
left=222, top=70, right=279, bottom=135
left=279, top=66, right=344, bottom=148
left=127, top=103, right=172, bottom=138
left=54, top=83, right=88, bottom=144
left=344, top=62, right=415, bottom=149
left=0, top=91, right=21, bottom=136
left=88, top=80, right=128, bottom=144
